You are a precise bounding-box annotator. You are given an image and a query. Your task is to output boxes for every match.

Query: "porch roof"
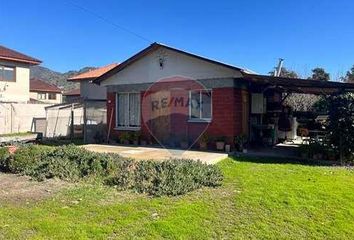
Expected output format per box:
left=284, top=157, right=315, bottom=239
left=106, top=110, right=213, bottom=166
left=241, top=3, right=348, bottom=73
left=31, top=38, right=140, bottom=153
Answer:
left=243, top=73, right=354, bottom=95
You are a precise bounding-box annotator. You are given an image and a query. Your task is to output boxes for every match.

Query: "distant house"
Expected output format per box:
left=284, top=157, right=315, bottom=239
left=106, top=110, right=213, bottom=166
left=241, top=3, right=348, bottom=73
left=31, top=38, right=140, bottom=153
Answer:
left=67, top=63, right=118, bottom=101
left=29, top=78, right=62, bottom=104
left=0, top=45, right=41, bottom=102
left=63, top=88, right=81, bottom=103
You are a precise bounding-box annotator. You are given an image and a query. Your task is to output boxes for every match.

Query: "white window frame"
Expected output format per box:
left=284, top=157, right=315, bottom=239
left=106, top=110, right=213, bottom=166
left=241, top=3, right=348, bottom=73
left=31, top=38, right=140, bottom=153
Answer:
left=188, top=89, right=212, bottom=122
left=48, top=93, right=57, bottom=100
left=115, top=92, right=141, bottom=131
left=38, top=92, right=47, bottom=100
left=0, top=65, right=16, bottom=82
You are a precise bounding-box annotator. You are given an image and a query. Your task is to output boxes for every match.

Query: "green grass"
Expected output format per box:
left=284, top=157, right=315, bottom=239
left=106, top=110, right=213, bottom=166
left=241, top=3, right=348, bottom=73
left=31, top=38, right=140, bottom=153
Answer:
left=0, top=157, right=353, bottom=239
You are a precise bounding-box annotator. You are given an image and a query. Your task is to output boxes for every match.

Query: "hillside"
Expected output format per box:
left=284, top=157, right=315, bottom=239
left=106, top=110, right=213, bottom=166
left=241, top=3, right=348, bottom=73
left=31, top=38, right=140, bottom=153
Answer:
left=30, top=66, right=96, bottom=90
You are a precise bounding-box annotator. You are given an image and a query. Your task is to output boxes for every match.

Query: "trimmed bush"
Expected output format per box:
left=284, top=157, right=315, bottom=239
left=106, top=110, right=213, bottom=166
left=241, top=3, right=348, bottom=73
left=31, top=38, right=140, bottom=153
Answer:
left=107, top=159, right=224, bottom=196
left=0, top=145, right=224, bottom=196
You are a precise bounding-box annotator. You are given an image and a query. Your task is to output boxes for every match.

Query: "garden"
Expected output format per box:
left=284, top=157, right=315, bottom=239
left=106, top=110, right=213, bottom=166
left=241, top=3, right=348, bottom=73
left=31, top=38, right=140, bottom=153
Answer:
left=0, top=144, right=223, bottom=196
left=0, top=155, right=353, bottom=239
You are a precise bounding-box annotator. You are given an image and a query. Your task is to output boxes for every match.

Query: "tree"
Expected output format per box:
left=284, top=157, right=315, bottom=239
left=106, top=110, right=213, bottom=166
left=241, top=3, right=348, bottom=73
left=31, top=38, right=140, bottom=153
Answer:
left=343, top=65, right=354, bottom=83
left=309, top=67, right=330, bottom=81
left=269, top=67, right=299, bottom=78
left=326, top=93, right=354, bottom=163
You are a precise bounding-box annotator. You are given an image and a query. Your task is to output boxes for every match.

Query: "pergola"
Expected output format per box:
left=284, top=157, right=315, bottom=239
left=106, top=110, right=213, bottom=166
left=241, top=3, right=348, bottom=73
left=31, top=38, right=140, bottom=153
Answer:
left=241, top=73, right=354, bottom=147
left=243, top=73, right=354, bottom=95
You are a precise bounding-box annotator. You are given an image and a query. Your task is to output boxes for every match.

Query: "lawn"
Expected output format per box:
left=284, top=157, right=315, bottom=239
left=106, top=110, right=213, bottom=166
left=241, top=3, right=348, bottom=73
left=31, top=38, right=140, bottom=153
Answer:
left=0, top=157, right=353, bottom=239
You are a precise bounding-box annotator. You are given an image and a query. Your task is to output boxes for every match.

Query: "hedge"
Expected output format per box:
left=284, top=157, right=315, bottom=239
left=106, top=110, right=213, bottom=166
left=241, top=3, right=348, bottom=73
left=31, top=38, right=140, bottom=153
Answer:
left=0, top=145, right=223, bottom=196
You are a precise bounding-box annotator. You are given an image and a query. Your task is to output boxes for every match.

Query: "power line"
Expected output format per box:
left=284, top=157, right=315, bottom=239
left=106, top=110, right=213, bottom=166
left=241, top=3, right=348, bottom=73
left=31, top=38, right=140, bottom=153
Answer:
left=65, top=0, right=152, bottom=43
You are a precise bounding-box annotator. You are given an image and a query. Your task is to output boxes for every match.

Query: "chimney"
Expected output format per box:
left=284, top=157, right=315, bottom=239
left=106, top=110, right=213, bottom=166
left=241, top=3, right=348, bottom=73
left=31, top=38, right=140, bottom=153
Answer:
left=275, top=58, right=284, bottom=77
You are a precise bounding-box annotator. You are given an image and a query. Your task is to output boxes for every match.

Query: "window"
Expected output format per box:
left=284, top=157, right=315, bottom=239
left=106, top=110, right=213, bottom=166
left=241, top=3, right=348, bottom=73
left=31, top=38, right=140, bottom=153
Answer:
left=48, top=93, right=57, bottom=100
left=0, top=65, right=15, bottom=82
left=116, top=93, right=140, bottom=129
left=190, top=90, right=212, bottom=121
left=38, top=92, right=46, bottom=100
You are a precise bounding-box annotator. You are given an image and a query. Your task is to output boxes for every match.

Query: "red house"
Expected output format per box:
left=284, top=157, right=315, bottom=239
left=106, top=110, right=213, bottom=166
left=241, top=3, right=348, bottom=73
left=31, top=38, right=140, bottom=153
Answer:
left=94, top=43, right=354, bottom=149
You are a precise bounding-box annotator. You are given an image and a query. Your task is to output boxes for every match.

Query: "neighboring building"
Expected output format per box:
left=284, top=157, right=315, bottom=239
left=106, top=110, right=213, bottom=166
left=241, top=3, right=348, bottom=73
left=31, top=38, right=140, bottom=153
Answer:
left=67, top=63, right=118, bottom=101
left=94, top=42, right=354, bottom=148
left=63, top=88, right=81, bottom=103
left=0, top=45, right=41, bottom=102
left=29, top=78, right=62, bottom=104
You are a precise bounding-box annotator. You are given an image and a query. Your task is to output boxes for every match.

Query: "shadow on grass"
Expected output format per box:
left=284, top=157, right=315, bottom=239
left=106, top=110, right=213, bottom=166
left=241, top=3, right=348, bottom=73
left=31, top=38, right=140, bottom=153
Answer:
left=229, top=154, right=338, bottom=167
left=39, top=137, right=85, bottom=147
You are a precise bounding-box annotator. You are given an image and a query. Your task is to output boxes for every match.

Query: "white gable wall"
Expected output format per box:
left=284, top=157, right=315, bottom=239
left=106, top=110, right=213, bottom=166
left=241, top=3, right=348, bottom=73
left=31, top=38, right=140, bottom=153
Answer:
left=101, top=47, right=242, bottom=86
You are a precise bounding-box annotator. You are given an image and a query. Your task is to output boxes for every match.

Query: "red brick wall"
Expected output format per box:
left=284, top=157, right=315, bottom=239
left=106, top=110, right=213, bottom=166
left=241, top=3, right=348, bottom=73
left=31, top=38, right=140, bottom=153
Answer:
left=108, top=87, right=246, bottom=147
left=192, top=88, right=244, bottom=145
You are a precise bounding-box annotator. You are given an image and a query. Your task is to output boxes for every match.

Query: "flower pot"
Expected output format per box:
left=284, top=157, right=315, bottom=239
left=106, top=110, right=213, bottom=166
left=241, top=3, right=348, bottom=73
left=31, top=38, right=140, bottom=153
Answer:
left=225, top=144, right=231, bottom=153
left=133, top=140, right=139, bottom=146
left=199, top=142, right=208, bottom=150
left=180, top=141, right=189, bottom=149
left=141, top=140, right=147, bottom=146
left=216, top=141, right=225, bottom=151
left=6, top=145, right=17, bottom=154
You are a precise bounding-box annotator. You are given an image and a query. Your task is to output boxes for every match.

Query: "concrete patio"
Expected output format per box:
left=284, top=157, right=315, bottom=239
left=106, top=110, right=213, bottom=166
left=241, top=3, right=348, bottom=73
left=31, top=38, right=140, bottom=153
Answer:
left=82, top=144, right=228, bottom=164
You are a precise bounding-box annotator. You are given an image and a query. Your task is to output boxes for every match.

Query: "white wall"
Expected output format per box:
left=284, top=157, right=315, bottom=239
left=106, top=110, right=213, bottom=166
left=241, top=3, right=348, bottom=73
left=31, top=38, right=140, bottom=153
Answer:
left=0, top=60, right=30, bottom=102
left=101, top=47, right=243, bottom=86
left=29, top=91, right=63, bottom=104
left=0, top=103, right=50, bottom=134
left=80, top=80, right=106, bottom=100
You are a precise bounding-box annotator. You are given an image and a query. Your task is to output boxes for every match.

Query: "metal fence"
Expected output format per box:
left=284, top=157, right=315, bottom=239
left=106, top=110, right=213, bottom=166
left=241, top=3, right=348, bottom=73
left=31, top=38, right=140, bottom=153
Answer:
left=45, top=103, right=84, bottom=138
left=83, top=100, right=107, bottom=143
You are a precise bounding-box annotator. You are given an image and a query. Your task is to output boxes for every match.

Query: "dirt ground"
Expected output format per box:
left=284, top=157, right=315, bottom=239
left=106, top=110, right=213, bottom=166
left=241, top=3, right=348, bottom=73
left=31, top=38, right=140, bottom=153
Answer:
left=0, top=173, right=68, bottom=205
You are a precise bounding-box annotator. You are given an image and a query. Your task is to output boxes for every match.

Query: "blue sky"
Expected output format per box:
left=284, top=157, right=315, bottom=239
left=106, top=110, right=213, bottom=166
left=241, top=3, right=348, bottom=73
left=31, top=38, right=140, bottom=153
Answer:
left=1, top=0, right=353, bottom=79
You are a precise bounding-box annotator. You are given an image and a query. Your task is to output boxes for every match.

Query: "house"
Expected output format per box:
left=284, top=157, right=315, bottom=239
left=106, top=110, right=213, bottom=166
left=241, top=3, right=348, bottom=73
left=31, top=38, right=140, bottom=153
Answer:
left=67, top=63, right=118, bottom=101
left=30, top=78, right=62, bottom=104
left=0, top=45, right=41, bottom=102
left=63, top=88, right=81, bottom=103
left=94, top=43, right=354, bottom=149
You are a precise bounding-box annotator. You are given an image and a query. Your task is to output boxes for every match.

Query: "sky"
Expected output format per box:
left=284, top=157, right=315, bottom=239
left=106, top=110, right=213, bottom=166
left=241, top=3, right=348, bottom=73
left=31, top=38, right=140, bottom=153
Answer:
left=1, top=0, right=353, bottom=80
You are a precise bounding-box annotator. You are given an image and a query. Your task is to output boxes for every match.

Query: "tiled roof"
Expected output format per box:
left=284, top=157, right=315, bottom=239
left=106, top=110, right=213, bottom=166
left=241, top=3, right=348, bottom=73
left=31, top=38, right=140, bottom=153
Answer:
left=30, top=78, right=62, bottom=93
left=68, top=63, right=119, bottom=81
left=63, top=88, right=80, bottom=96
left=0, top=45, right=41, bottom=65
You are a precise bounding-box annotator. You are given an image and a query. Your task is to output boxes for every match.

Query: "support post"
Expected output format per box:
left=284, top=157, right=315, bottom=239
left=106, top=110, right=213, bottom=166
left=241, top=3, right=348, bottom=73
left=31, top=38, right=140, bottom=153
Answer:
left=70, top=103, right=74, bottom=140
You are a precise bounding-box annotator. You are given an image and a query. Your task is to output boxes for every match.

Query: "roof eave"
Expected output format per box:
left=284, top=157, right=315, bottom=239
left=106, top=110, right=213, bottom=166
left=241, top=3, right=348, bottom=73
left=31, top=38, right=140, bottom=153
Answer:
left=67, top=77, right=95, bottom=82
left=0, top=56, right=42, bottom=65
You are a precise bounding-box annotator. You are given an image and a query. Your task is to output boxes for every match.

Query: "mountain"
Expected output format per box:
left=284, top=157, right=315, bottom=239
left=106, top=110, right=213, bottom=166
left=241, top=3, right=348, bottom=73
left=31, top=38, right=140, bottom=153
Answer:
left=30, top=66, right=97, bottom=90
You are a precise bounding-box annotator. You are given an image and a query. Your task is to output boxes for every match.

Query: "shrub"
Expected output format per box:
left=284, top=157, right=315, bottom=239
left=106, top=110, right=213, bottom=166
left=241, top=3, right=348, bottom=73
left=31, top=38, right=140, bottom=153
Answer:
left=0, top=145, right=224, bottom=196
left=0, top=147, right=11, bottom=171
left=106, top=159, right=224, bottom=196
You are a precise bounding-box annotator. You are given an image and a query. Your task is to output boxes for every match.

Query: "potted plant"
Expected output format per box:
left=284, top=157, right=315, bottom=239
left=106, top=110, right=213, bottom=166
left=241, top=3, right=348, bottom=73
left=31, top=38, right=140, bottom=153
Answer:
left=132, top=131, right=141, bottom=145
left=119, top=132, right=130, bottom=145
left=6, top=145, right=18, bottom=154
left=140, top=137, right=148, bottom=146
left=180, top=135, right=189, bottom=149
left=199, top=133, right=209, bottom=150
left=235, top=135, right=248, bottom=152
left=215, top=136, right=226, bottom=151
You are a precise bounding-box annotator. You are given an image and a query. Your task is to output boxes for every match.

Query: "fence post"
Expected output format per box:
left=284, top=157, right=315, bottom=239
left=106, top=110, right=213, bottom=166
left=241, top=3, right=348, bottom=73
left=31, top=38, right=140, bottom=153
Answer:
left=83, top=101, right=87, bottom=143
left=70, top=103, right=74, bottom=140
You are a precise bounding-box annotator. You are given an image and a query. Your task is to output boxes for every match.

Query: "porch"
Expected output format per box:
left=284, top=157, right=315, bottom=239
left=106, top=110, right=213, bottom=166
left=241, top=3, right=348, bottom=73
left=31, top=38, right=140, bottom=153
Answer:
left=244, top=73, right=354, bottom=148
